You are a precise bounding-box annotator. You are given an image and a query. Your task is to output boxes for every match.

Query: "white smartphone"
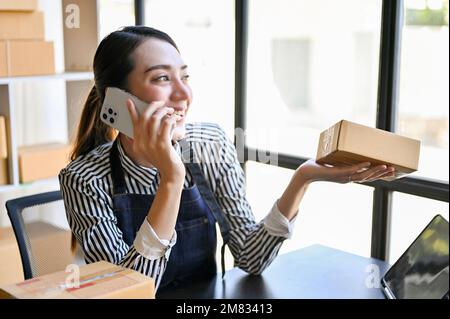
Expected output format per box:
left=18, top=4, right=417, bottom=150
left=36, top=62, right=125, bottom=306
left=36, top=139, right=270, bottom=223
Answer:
left=100, top=87, right=150, bottom=139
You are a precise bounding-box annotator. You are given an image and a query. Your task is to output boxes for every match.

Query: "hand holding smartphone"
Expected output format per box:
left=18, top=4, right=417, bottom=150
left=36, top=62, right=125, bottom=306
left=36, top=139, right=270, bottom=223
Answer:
left=100, top=87, right=151, bottom=139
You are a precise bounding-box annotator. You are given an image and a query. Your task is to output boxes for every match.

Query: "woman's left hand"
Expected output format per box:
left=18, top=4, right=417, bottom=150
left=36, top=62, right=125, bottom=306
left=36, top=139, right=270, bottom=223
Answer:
left=296, top=159, right=396, bottom=184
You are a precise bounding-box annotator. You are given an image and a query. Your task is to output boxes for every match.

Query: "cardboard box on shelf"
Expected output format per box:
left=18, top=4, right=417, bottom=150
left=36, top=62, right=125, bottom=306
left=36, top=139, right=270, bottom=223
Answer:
left=0, top=11, right=44, bottom=40
left=0, top=158, right=8, bottom=185
left=316, top=120, right=421, bottom=181
left=0, top=116, right=7, bottom=158
left=0, top=227, right=24, bottom=286
left=18, top=143, right=71, bottom=183
left=0, top=261, right=156, bottom=299
left=0, top=0, right=37, bottom=11
left=0, top=41, right=6, bottom=76
left=0, top=40, right=55, bottom=77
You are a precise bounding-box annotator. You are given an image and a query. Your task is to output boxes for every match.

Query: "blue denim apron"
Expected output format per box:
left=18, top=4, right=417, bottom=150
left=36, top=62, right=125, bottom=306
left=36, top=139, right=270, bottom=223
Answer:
left=109, top=139, right=230, bottom=291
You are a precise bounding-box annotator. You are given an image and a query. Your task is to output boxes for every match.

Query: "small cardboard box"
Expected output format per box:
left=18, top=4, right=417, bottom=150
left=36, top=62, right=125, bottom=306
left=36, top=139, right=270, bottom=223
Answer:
left=0, top=116, right=7, bottom=158
left=0, top=11, right=44, bottom=40
left=0, top=227, right=24, bottom=286
left=0, top=157, right=8, bottom=185
left=0, top=0, right=37, bottom=11
left=18, top=143, right=71, bottom=183
left=0, top=261, right=156, bottom=299
left=316, top=120, right=421, bottom=181
left=0, top=40, right=55, bottom=77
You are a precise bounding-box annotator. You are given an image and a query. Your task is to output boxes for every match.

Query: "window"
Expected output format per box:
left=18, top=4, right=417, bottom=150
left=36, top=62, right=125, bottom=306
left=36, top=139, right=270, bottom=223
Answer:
left=243, top=0, right=384, bottom=257
left=245, top=161, right=374, bottom=257
left=389, top=192, right=449, bottom=263
left=145, top=0, right=235, bottom=138
left=397, top=0, right=449, bottom=182
left=271, top=38, right=311, bottom=110
left=246, top=0, right=382, bottom=158
left=98, top=0, right=135, bottom=39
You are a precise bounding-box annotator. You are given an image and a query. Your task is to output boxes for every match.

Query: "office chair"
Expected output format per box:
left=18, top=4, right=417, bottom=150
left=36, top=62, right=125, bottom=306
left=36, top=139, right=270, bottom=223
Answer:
left=5, top=190, right=84, bottom=280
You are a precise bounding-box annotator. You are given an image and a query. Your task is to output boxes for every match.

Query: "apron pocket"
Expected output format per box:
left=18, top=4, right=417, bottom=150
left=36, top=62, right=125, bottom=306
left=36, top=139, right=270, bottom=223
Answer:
left=176, top=216, right=215, bottom=268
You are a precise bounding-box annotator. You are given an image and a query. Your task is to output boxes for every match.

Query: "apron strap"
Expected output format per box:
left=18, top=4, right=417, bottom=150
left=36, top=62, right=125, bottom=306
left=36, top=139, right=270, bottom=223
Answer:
left=182, top=142, right=231, bottom=278
left=110, top=139, right=127, bottom=195
left=185, top=162, right=231, bottom=244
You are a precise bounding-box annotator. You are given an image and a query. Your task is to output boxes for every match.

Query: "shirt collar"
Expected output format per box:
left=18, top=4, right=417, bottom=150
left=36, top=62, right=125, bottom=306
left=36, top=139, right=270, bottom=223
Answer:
left=116, top=137, right=184, bottom=188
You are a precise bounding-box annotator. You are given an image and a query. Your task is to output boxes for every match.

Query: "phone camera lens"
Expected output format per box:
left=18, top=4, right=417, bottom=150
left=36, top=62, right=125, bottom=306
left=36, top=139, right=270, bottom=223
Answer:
left=102, top=113, right=107, bottom=120
left=109, top=118, right=115, bottom=124
left=108, top=108, right=113, bottom=114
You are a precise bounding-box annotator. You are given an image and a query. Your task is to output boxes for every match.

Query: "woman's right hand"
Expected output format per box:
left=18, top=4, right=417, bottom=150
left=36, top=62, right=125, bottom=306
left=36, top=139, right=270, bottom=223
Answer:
left=126, top=99, right=185, bottom=182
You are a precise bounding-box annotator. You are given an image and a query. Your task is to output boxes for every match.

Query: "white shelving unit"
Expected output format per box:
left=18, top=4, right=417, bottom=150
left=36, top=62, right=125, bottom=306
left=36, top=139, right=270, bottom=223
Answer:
left=0, top=72, right=93, bottom=85
left=0, top=0, right=100, bottom=226
left=0, top=72, right=94, bottom=187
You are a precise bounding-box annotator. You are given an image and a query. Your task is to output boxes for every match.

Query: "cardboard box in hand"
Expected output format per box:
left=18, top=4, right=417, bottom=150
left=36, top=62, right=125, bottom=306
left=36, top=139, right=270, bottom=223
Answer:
left=316, top=120, right=420, bottom=181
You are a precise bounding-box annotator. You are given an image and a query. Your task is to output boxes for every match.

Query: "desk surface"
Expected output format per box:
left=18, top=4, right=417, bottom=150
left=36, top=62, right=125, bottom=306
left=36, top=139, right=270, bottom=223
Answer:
left=157, top=244, right=390, bottom=299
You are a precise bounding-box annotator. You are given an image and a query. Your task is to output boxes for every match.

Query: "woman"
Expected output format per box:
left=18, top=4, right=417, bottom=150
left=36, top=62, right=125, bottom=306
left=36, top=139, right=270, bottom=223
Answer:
left=59, top=26, right=395, bottom=292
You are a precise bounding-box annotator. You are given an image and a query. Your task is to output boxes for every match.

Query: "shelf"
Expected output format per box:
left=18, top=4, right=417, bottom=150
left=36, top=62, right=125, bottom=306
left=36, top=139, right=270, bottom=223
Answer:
left=0, top=177, right=60, bottom=193
left=0, top=0, right=100, bottom=229
left=0, top=72, right=93, bottom=85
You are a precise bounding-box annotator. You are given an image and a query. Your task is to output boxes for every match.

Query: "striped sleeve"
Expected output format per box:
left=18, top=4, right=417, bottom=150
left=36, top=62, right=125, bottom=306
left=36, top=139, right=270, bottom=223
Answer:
left=213, top=127, right=286, bottom=275
left=58, top=168, right=169, bottom=290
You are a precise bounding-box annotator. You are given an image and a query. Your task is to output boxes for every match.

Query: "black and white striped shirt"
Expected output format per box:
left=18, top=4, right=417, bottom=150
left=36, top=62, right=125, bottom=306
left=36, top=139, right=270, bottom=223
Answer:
left=59, top=122, right=295, bottom=290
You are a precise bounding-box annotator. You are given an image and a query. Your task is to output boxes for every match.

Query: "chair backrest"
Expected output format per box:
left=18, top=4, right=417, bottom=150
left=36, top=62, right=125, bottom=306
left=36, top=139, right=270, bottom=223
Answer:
left=6, top=190, right=82, bottom=280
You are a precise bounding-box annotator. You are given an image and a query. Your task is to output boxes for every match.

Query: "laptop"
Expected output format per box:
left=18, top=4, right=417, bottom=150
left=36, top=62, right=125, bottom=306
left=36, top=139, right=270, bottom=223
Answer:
left=381, top=214, right=449, bottom=299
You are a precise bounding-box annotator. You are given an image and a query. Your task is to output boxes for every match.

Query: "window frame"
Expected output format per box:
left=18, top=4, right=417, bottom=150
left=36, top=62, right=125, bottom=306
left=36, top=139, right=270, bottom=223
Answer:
left=135, top=0, right=145, bottom=25
left=234, top=0, right=449, bottom=261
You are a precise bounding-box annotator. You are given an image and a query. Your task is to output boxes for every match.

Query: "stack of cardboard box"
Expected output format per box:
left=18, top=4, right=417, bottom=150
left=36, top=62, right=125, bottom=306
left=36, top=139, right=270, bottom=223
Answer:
left=0, top=0, right=55, bottom=77
left=0, top=116, right=8, bottom=185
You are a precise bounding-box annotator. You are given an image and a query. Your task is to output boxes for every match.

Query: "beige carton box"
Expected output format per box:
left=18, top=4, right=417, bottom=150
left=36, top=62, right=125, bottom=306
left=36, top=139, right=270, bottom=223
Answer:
left=0, top=227, right=24, bottom=286
left=0, top=261, right=156, bottom=299
left=0, top=40, right=55, bottom=77
left=0, top=157, right=8, bottom=185
left=0, top=0, right=37, bottom=11
left=18, top=143, right=71, bottom=183
left=0, top=116, right=7, bottom=158
left=0, top=11, right=44, bottom=40
left=0, top=41, right=6, bottom=76
left=316, top=120, right=421, bottom=181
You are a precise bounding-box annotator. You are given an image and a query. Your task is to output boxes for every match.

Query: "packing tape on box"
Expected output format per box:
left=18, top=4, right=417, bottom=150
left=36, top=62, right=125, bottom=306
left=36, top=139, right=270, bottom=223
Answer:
left=16, top=267, right=129, bottom=297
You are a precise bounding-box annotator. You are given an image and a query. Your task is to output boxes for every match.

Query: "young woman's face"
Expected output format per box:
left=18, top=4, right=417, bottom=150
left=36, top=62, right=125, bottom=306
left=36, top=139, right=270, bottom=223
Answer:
left=127, top=38, right=192, bottom=141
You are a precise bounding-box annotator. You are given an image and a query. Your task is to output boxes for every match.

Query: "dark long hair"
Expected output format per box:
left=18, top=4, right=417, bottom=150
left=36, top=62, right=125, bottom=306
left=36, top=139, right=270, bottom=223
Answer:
left=69, top=26, right=178, bottom=252
left=70, top=26, right=179, bottom=161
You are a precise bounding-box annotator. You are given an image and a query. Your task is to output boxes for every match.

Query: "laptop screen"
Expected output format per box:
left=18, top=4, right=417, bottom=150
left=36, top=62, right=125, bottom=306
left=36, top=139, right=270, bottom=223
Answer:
left=382, top=214, right=449, bottom=299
